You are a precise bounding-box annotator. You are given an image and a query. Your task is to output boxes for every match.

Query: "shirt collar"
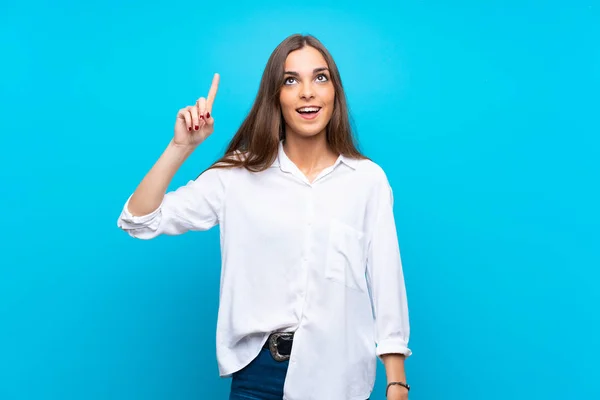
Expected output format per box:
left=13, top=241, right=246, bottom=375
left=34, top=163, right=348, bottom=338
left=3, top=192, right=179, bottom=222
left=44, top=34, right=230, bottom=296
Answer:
left=275, top=140, right=358, bottom=172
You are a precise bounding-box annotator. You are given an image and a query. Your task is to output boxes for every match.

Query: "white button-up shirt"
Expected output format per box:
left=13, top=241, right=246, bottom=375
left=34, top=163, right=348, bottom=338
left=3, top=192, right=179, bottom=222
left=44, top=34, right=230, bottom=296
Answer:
left=117, top=141, right=411, bottom=400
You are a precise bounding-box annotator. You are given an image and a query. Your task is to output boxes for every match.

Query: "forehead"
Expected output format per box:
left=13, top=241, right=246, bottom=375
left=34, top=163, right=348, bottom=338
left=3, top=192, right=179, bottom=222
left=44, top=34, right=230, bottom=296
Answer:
left=284, top=46, right=328, bottom=73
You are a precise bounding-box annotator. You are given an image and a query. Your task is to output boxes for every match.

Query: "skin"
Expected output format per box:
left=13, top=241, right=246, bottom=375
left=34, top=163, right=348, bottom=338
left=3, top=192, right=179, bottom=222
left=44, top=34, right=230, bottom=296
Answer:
left=279, top=46, right=339, bottom=183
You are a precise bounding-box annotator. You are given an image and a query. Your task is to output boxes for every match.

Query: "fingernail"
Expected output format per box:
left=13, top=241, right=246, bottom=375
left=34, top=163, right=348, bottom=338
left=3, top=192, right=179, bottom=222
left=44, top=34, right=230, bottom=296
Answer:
left=188, top=127, right=191, bottom=132
left=194, top=125, right=199, bottom=130
left=206, top=112, right=210, bottom=119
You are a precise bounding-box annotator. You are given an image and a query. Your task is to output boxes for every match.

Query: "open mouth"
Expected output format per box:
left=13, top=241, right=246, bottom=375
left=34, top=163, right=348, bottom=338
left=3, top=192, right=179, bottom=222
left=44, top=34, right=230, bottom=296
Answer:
left=296, top=106, right=322, bottom=120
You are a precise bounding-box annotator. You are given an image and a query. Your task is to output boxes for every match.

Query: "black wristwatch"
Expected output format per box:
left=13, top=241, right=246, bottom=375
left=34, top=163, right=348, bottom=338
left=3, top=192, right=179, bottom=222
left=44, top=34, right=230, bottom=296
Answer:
left=386, top=381, right=410, bottom=396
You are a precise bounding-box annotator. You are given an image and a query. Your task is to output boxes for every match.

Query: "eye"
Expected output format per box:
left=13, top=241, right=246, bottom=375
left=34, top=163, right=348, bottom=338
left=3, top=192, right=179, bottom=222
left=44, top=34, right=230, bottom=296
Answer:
left=284, top=77, right=297, bottom=85
left=316, top=74, right=329, bottom=82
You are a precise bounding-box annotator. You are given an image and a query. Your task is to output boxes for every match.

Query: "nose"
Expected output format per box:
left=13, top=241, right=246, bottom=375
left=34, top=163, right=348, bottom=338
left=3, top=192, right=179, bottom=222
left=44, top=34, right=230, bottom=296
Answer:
left=299, top=82, right=315, bottom=100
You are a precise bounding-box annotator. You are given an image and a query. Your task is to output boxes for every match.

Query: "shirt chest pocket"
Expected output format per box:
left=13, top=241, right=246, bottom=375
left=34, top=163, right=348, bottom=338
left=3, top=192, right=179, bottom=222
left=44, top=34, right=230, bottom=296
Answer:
left=324, top=219, right=368, bottom=292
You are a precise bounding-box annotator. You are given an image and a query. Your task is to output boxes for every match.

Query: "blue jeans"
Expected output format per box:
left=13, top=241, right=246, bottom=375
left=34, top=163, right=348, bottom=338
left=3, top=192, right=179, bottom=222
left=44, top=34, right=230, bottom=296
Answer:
left=229, top=348, right=289, bottom=399
left=229, top=347, right=371, bottom=399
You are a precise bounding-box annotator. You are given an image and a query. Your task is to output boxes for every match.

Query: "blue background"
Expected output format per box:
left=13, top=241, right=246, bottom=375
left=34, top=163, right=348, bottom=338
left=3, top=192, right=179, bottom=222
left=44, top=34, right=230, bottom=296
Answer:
left=1, top=1, right=599, bottom=399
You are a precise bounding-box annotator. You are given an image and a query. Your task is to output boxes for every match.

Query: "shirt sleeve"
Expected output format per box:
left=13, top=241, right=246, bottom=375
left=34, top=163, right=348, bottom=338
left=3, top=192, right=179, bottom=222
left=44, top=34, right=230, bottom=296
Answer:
left=366, top=172, right=412, bottom=358
left=116, top=166, right=233, bottom=239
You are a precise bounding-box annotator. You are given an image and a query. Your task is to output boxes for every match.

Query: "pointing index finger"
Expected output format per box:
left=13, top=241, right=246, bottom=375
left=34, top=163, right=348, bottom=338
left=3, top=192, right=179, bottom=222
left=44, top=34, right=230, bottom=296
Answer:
left=206, top=73, right=220, bottom=112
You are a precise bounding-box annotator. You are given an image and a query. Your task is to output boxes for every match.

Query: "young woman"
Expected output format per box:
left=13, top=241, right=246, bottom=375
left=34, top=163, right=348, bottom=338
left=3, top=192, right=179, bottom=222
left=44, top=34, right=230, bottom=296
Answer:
left=117, top=34, right=411, bottom=400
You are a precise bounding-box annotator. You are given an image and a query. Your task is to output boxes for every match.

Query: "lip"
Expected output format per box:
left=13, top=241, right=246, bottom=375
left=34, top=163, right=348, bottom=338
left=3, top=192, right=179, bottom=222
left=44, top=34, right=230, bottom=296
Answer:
left=296, top=106, right=322, bottom=121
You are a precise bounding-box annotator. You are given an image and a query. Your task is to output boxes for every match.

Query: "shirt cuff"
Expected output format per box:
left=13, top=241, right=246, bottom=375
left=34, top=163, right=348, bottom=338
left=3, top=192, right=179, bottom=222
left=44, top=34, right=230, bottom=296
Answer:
left=376, top=338, right=412, bottom=358
left=117, top=195, right=162, bottom=230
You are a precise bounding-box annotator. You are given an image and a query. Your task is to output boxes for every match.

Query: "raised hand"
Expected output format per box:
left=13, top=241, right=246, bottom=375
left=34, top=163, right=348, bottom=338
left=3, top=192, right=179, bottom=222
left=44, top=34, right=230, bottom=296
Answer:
left=174, top=73, right=220, bottom=146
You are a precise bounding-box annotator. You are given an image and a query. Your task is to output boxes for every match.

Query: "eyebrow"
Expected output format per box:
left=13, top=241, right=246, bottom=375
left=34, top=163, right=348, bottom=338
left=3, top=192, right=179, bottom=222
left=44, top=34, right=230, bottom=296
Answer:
left=284, top=67, right=330, bottom=76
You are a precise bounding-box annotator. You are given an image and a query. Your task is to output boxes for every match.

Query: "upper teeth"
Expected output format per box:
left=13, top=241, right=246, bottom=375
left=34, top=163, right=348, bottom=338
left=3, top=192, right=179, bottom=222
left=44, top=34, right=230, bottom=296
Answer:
left=298, top=107, right=320, bottom=112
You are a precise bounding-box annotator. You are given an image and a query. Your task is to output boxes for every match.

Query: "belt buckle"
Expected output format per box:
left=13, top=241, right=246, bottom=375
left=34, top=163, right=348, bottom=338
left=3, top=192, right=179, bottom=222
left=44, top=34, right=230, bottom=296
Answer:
left=268, top=332, right=292, bottom=362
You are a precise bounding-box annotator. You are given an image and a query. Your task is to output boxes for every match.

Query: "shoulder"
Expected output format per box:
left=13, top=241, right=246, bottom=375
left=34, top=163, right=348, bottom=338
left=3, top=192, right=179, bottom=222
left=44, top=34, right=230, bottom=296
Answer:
left=196, top=151, right=248, bottom=182
left=350, top=158, right=397, bottom=205
left=350, top=159, right=397, bottom=211
left=352, top=158, right=390, bottom=185
left=212, top=149, right=249, bottom=167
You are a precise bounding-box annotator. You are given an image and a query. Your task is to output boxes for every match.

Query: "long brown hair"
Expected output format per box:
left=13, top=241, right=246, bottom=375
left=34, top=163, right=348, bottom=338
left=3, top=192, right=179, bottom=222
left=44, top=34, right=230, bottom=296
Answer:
left=208, top=34, right=366, bottom=172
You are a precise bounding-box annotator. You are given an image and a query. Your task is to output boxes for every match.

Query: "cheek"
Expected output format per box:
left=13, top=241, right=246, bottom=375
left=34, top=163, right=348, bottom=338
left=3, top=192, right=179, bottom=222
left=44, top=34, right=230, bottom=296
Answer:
left=280, top=93, right=296, bottom=116
left=321, top=86, right=335, bottom=106
left=279, top=95, right=295, bottom=125
left=322, top=88, right=335, bottom=110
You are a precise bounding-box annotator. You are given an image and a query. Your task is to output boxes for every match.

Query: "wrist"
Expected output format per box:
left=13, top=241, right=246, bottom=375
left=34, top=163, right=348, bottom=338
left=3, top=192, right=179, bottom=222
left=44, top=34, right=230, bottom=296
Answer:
left=386, top=381, right=410, bottom=397
left=167, top=139, right=198, bottom=160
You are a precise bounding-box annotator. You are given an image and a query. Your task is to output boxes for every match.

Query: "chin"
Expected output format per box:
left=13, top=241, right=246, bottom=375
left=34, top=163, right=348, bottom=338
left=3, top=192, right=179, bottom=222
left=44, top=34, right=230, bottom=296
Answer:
left=288, top=127, right=327, bottom=139
left=282, top=110, right=332, bottom=139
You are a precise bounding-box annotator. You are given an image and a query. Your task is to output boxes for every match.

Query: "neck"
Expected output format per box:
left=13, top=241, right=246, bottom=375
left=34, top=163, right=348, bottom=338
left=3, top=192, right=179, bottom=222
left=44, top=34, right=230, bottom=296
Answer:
left=282, top=130, right=338, bottom=174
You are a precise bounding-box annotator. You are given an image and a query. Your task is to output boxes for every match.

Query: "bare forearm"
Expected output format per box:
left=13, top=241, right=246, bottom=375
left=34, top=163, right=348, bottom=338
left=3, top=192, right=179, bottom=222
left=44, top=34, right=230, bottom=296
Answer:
left=382, top=353, right=406, bottom=382
left=382, top=354, right=409, bottom=398
left=127, top=140, right=197, bottom=216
